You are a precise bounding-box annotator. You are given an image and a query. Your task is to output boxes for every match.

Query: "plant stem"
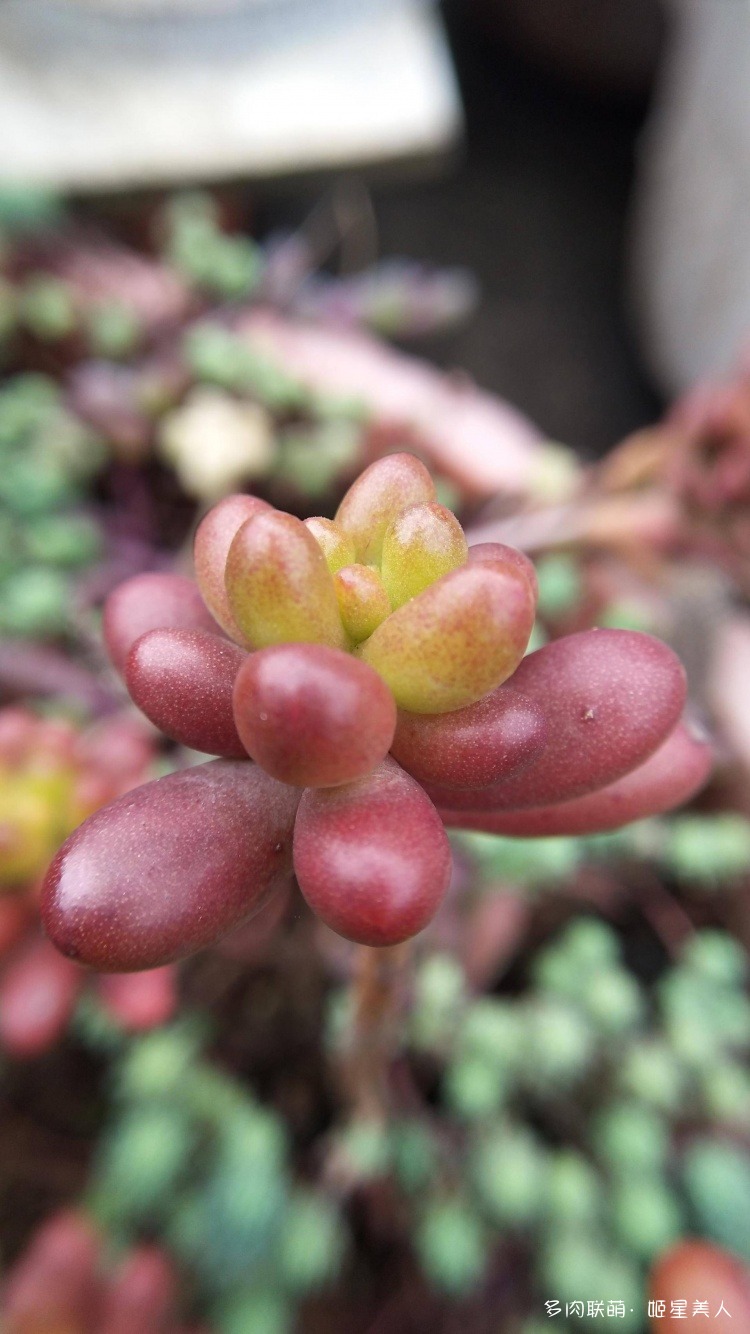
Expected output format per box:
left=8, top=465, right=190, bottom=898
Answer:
left=346, top=942, right=412, bottom=1118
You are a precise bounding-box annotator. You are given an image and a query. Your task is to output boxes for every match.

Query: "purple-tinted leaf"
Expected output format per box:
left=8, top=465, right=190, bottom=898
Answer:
left=233, top=642, right=395, bottom=787
left=293, top=757, right=451, bottom=946
left=125, top=628, right=247, bottom=757
left=390, top=686, right=545, bottom=789
left=42, top=760, right=300, bottom=971
left=441, top=721, right=711, bottom=836
left=103, top=573, right=218, bottom=676
left=426, top=630, right=686, bottom=811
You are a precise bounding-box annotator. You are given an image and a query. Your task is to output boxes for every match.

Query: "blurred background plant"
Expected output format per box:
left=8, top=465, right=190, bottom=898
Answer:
left=0, top=704, right=177, bottom=1060
left=6, top=802, right=750, bottom=1332
left=0, top=376, right=105, bottom=639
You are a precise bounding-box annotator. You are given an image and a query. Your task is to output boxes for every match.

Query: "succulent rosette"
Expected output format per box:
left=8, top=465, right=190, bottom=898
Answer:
left=0, top=706, right=176, bottom=1053
left=41, top=454, right=711, bottom=973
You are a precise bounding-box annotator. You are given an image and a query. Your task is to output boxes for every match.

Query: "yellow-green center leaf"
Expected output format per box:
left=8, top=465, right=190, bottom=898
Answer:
left=381, top=501, right=468, bottom=609
left=225, top=510, right=348, bottom=650
left=335, top=453, right=436, bottom=564
left=335, top=564, right=392, bottom=643
left=304, top=516, right=357, bottom=575
left=358, top=563, right=535, bottom=713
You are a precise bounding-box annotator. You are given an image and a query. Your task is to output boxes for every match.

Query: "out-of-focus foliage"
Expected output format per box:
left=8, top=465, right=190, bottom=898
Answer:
left=323, top=909, right=750, bottom=1329
left=0, top=376, right=104, bottom=637
left=0, top=704, right=153, bottom=889
left=79, top=1022, right=347, bottom=1334
left=0, top=705, right=178, bottom=1058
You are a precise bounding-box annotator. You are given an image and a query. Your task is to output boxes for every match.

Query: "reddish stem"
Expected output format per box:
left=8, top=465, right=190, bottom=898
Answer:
left=346, top=943, right=412, bottom=1118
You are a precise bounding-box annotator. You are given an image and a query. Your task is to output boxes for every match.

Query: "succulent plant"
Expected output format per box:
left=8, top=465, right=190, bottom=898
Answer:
left=36, top=453, right=704, bottom=973
left=391, top=915, right=750, bottom=1324
left=0, top=705, right=176, bottom=1056
left=5, top=184, right=750, bottom=1334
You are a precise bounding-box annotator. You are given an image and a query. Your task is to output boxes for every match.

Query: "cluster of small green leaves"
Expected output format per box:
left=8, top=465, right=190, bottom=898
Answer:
left=0, top=197, right=144, bottom=360
left=0, top=185, right=475, bottom=515
left=159, top=194, right=457, bottom=505
left=0, top=184, right=471, bottom=509
left=0, top=375, right=104, bottom=636
left=83, top=1020, right=347, bottom=1334
left=533, top=552, right=660, bottom=638
left=14, top=275, right=144, bottom=358
left=181, top=320, right=367, bottom=501
left=327, top=921, right=750, bottom=1331
left=160, top=193, right=263, bottom=302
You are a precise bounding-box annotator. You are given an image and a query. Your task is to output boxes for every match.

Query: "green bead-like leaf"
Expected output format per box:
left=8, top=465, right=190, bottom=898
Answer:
left=610, top=1175, right=682, bottom=1262
left=470, top=1125, right=547, bottom=1227
left=581, top=969, right=645, bottom=1035
left=391, top=1120, right=438, bottom=1193
left=682, top=1139, right=750, bottom=1260
left=619, top=1039, right=685, bottom=1113
left=444, top=1056, right=508, bottom=1121
left=279, top=1190, right=346, bottom=1292
left=681, top=929, right=749, bottom=986
left=591, top=1101, right=669, bottom=1173
left=458, top=1000, right=523, bottom=1068
left=416, top=1200, right=487, bottom=1297
left=522, top=998, right=596, bottom=1087
left=544, top=1150, right=603, bottom=1227
left=541, top=1236, right=642, bottom=1334
left=217, top=1290, right=291, bottom=1334
left=90, top=1106, right=194, bottom=1225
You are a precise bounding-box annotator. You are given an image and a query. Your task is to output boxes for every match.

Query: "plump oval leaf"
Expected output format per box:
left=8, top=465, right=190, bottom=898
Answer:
left=426, top=629, right=687, bottom=809
left=334, top=563, right=392, bottom=644
left=193, top=492, right=271, bottom=644
left=103, top=573, right=218, bottom=676
left=381, top=501, right=468, bottom=609
left=390, top=686, right=546, bottom=789
left=225, top=510, right=348, bottom=651
left=358, top=563, right=535, bottom=713
left=304, top=517, right=356, bottom=574
left=293, top=757, right=451, bottom=945
left=440, top=721, right=711, bottom=835
left=125, top=628, right=247, bottom=757
left=335, top=453, right=436, bottom=563
left=233, top=643, right=396, bottom=787
left=42, top=760, right=300, bottom=971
